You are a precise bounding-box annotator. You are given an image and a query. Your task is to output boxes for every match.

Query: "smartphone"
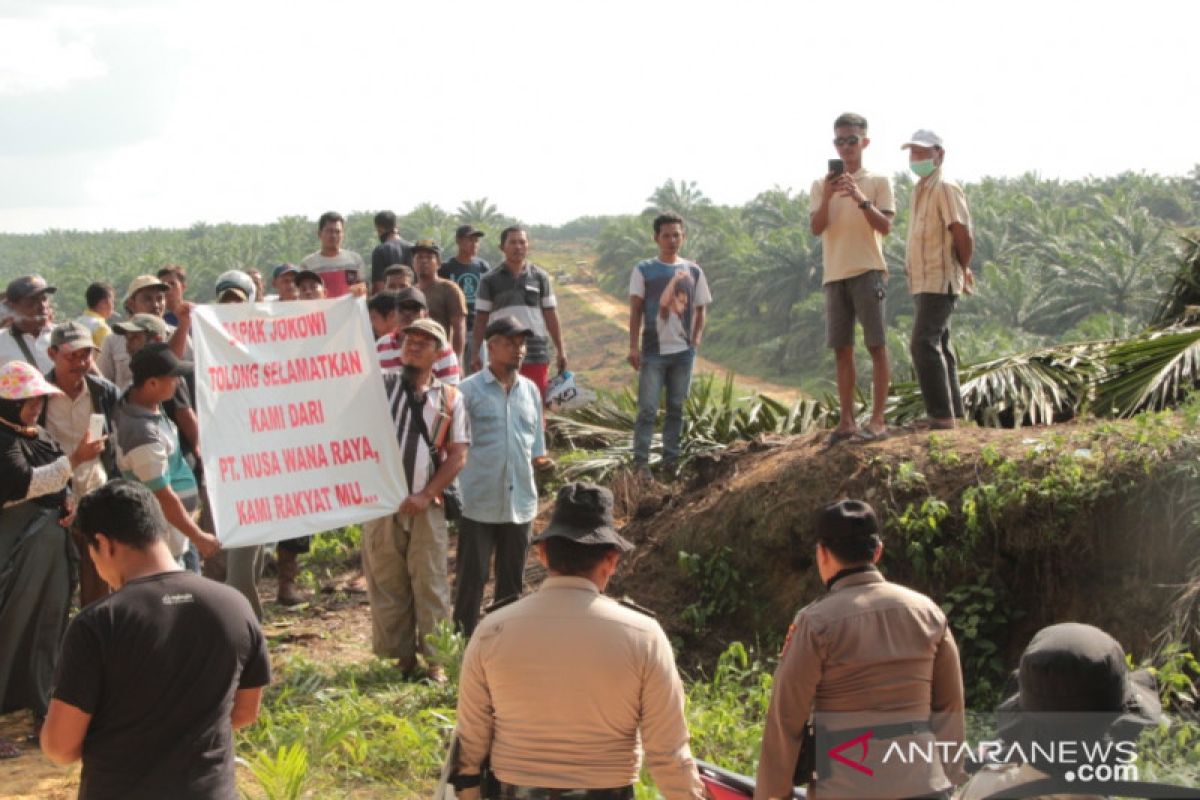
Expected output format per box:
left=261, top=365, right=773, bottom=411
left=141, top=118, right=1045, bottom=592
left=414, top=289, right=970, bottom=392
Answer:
left=828, top=158, right=845, bottom=176
left=88, top=413, right=105, bottom=440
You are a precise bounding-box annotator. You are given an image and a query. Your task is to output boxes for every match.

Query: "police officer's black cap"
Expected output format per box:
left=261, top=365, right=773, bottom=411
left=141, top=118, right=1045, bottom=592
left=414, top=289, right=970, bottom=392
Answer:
left=815, top=499, right=880, bottom=547
left=485, top=315, right=535, bottom=340
left=533, top=482, right=633, bottom=552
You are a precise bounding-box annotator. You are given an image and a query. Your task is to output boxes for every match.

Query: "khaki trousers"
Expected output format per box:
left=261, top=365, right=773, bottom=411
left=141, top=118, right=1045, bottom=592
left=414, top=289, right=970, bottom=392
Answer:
left=361, top=506, right=451, bottom=663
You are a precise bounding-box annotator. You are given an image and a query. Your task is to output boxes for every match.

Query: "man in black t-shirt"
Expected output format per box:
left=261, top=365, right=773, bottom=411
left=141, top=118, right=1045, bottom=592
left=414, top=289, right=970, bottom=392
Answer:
left=441, top=224, right=491, bottom=373
left=371, top=210, right=414, bottom=295
left=41, top=480, right=270, bottom=800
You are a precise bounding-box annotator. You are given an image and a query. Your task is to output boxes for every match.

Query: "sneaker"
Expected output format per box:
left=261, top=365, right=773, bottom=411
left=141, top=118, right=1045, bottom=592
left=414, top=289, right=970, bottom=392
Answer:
left=425, top=664, right=448, bottom=685
left=635, top=465, right=654, bottom=485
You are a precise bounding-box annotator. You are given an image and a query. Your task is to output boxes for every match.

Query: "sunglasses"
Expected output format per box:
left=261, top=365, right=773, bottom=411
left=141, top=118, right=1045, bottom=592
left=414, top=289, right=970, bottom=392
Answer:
left=833, top=136, right=862, bottom=147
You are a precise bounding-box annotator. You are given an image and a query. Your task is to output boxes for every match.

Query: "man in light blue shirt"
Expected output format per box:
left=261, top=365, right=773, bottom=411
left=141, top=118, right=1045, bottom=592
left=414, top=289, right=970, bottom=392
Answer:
left=454, top=315, right=547, bottom=636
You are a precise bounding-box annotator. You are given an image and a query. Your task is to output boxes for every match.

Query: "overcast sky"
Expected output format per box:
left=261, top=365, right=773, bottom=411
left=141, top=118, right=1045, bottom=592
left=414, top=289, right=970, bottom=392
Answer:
left=1, top=0, right=1197, bottom=234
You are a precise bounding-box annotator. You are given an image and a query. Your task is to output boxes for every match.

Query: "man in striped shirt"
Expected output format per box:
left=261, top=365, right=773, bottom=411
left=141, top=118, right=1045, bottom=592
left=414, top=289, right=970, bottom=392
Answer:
left=371, top=288, right=461, bottom=384
left=470, top=226, right=567, bottom=400
left=902, top=129, right=974, bottom=430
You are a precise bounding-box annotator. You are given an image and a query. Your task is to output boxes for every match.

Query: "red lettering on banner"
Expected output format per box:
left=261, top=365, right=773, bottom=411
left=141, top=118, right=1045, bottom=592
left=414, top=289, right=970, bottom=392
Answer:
left=218, top=456, right=239, bottom=482
left=288, top=400, right=325, bottom=427
left=272, top=487, right=333, bottom=519
left=330, top=436, right=380, bottom=465
left=270, top=311, right=328, bottom=341
left=262, top=351, right=363, bottom=387
left=281, top=443, right=330, bottom=473
left=208, top=363, right=260, bottom=392
left=241, top=450, right=281, bottom=479
left=236, top=496, right=273, bottom=525
left=249, top=405, right=285, bottom=432
left=334, top=481, right=364, bottom=506
left=222, top=319, right=268, bottom=345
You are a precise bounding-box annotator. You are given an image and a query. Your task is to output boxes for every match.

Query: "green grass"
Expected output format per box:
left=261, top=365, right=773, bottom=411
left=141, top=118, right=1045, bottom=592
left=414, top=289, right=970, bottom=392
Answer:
left=237, top=654, right=455, bottom=798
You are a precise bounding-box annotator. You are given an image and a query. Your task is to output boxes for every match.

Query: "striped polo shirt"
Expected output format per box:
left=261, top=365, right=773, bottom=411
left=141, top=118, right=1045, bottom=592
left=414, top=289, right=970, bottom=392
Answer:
left=475, top=263, right=556, bottom=364
left=905, top=168, right=973, bottom=295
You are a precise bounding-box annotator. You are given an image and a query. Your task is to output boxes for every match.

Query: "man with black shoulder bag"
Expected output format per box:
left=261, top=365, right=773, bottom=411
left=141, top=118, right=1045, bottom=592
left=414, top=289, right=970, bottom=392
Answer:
left=367, top=318, right=469, bottom=682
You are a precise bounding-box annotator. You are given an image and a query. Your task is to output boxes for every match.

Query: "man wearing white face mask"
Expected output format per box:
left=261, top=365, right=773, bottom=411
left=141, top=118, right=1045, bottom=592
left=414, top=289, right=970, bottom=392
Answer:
left=902, top=129, right=974, bottom=430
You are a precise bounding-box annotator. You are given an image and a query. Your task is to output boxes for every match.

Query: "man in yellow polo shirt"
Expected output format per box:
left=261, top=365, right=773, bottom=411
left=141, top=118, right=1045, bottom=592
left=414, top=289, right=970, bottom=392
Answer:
left=810, top=112, right=895, bottom=444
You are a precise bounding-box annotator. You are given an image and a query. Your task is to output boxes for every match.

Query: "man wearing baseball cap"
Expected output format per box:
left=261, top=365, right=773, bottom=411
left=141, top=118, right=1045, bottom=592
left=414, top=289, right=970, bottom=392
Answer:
left=295, top=269, right=326, bottom=301
left=902, top=129, right=974, bottom=430
left=372, top=287, right=462, bottom=384
left=0, top=274, right=57, bottom=371
left=271, top=263, right=300, bottom=301
left=367, top=318, right=468, bottom=680
left=41, top=322, right=121, bottom=606
left=452, top=315, right=548, bottom=636
left=755, top=499, right=965, bottom=799
left=411, top=240, right=468, bottom=362
left=111, top=314, right=202, bottom=519
left=451, top=482, right=703, bottom=799
left=441, top=225, right=491, bottom=370
left=98, top=274, right=185, bottom=391
left=110, top=344, right=220, bottom=571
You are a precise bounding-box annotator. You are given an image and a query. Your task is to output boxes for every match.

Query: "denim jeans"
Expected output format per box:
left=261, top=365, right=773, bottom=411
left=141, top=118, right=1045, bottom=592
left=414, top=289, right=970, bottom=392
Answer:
left=633, top=349, right=695, bottom=466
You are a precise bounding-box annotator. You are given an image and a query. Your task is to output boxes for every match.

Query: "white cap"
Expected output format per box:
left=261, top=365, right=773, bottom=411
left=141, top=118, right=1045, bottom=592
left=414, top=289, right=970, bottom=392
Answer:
left=901, top=129, right=944, bottom=149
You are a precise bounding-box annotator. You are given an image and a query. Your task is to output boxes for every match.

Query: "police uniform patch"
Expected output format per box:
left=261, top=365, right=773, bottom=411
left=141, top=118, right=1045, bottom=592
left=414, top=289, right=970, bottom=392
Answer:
left=780, top=622, right=798, bottom=656
left=618, top=596, right=657, bottom=618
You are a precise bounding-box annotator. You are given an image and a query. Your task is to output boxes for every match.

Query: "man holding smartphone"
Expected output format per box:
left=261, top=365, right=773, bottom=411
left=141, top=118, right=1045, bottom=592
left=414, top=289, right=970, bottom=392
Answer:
left=810, top=112, right=895, bottom=444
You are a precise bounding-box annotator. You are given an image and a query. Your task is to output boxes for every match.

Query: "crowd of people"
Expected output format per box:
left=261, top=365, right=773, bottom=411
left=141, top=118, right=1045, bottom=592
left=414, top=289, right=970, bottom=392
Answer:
left=0, top=120, right=1173, bottom=799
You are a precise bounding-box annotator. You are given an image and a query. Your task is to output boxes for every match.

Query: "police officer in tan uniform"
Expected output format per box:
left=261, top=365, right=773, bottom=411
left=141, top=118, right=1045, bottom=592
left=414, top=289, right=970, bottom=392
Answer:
left=451, top=482, right=704, bottom=800
left=755, top=499, right=966, bottom=800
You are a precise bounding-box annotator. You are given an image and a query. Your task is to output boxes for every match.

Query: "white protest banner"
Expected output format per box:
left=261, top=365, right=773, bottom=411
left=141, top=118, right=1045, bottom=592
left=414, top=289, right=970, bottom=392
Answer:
left=192, top=295, right=407, bottom=547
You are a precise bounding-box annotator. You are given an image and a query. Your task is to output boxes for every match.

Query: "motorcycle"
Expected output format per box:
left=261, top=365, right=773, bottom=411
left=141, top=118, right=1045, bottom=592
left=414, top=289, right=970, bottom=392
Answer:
left=696, top=759, right=805, bottom=800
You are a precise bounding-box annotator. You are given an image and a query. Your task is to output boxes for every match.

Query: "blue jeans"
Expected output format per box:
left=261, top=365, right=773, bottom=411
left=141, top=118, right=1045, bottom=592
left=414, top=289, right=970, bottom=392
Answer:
left=633, top=349, right=695, bottom=466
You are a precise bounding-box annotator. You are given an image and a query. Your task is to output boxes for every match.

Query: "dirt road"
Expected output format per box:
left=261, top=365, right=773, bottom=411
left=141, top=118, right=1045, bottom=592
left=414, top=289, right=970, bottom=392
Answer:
left=559, top=283, right=808, bottom=403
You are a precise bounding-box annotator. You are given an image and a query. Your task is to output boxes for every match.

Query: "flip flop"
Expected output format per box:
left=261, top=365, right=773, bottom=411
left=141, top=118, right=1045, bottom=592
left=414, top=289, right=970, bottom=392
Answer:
left=856, top=428, right=890, bottom=442
left=824, top=430, right=856, bottom=449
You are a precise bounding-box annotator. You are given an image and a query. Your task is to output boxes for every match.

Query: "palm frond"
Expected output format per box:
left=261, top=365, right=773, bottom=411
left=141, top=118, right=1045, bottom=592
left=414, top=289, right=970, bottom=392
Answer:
left=1094, top=326, right=1200, bottom=416
left=889, top=344, right=1104, bottom=426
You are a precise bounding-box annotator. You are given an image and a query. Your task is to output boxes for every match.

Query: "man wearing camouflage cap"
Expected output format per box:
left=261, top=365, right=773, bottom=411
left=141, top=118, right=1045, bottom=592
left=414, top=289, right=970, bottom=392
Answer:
left=41, top=322, right=121, bottom=605
left=452, top=482, right=704, bottom=799
left=98, top=274, right=183, bottom=391
left=0, top=275, right=57, bottom=371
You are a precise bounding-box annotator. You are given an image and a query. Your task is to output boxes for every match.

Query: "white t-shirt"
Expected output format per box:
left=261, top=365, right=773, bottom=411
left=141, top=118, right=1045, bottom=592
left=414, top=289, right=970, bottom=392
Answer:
left=0, top=327, right=52, bottom=372
left=629, top=259, right=712, bottom=355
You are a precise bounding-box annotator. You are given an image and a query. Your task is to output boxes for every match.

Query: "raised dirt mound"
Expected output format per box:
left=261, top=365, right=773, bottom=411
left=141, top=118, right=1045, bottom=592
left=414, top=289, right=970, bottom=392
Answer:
left=608, top=420, right=1200, bottom=675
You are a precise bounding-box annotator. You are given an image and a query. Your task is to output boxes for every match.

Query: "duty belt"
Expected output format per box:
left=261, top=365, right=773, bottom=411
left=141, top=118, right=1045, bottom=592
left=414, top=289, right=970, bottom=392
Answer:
left=497, top=783, right=634, bottom=800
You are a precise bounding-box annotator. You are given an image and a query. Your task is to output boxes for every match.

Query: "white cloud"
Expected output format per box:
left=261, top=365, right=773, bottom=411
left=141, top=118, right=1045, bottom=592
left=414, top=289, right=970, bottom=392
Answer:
left=1, top=0, right=1199, bottom=233
left=0, top=16, right=107, bottom=95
